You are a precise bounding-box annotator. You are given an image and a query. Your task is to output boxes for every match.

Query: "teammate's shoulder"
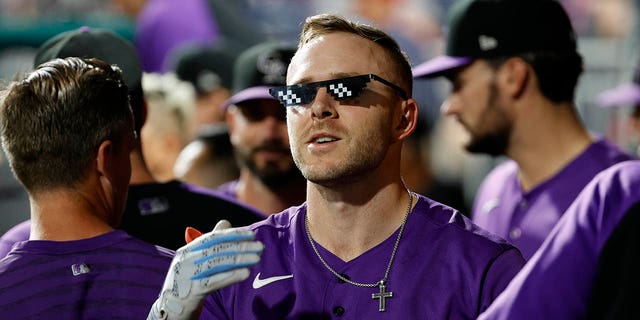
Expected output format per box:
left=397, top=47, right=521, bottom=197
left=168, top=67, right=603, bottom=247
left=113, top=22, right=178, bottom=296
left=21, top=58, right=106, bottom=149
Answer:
left=414, top=194, right=515, bottom=248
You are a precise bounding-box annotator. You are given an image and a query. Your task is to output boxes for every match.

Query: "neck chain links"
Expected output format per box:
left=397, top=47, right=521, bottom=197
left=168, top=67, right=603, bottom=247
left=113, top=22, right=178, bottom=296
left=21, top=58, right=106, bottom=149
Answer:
left=304, top=185, right=414, bottom=288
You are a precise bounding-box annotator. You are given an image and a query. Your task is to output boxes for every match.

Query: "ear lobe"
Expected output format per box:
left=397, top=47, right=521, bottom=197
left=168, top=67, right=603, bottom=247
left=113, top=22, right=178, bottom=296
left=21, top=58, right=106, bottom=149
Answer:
left=396, top=99, right=419, bottom=140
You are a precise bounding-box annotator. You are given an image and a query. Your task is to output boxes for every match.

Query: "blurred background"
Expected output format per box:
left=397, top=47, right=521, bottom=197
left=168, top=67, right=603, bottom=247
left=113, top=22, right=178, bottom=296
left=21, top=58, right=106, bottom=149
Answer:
left=1, top=0, right=639, bottom=234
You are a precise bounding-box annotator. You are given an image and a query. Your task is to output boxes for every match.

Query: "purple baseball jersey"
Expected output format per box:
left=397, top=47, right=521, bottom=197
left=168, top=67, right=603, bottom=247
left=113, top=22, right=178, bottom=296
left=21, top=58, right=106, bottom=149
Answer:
left=201, top=194, right=526, bottom=319
left=472, top=139, right=634, bottom=259
left=478, top=160, right=640, bottom=319
left=135, top=0, right=220, bottom=72
left=0, top=230, right=173, bottom=319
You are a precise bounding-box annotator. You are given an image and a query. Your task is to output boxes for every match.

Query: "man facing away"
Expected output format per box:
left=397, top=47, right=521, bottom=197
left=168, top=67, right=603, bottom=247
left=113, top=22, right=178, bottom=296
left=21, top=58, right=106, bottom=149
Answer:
left=413, top=0, right=635, bottom=259
left=0, top=57, right=173, bottom=319
left=0, top=27, right=264, bottom=253
left=0, top=56, right=264, bottom=320
left=192, top=13, right=526, bottom=319
left=216, top=42, right=307, bottom=215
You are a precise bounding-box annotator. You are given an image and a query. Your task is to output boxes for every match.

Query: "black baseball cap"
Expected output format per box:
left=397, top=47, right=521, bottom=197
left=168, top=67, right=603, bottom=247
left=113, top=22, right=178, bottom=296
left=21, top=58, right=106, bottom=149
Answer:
left=222, top=42, right=296, bottom=110
left=413, top=0, right=577, bottom=78
left=597, top=63, right=640, bottom=108
left=34, top=26, right=142, bottom=93
left=34, top=26, right=145, bottom=131
left=170, top=44, right=235, bottom=95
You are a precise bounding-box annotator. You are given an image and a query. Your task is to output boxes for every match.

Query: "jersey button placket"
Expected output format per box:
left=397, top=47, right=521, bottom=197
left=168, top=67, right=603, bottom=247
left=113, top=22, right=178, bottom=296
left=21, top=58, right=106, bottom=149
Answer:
left=332, top=306, right=345, bottom=316
left=510, top=198, right=527, bottom=240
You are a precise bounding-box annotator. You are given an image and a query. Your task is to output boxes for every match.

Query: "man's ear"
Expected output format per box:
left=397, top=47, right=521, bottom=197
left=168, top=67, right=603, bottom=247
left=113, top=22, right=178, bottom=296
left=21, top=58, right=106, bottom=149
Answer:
left=96, top=140, right=114, bottom=175
left=500, top=57, right=529, bottom=99
left=396, top=98, right=419, bottom=140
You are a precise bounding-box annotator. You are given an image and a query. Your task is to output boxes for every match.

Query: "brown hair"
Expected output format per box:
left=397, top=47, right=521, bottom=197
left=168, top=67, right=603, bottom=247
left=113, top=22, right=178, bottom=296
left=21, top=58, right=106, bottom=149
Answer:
left=298, top=13, right=413, bottom=97
left=0, top=57, right=132, bottom=193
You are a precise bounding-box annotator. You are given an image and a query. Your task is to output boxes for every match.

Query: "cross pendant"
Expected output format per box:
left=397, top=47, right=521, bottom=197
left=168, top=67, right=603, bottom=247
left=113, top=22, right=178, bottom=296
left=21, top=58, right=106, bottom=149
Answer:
left=371, top=280, right=393, bottom=312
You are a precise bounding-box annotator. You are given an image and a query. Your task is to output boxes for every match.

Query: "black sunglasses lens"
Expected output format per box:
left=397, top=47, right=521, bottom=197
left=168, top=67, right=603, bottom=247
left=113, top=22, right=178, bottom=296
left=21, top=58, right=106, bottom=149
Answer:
left=271, top=86, right=316, bottom=107
left=326, top=77, right=368, bottom=101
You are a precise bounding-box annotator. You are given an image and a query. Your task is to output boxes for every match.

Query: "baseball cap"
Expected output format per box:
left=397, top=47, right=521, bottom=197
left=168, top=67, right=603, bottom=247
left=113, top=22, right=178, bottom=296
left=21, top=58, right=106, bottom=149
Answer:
left=222, top=42, right=296, bottom=110
left=170, top=44, right=235, bottom=95
left=597, top=64, right=640, bottom=108
left=413, top=0, right=577, bottom=78
left=34, top=26, right=142, bottom=93
left=34, top=26, right=145, bottom=131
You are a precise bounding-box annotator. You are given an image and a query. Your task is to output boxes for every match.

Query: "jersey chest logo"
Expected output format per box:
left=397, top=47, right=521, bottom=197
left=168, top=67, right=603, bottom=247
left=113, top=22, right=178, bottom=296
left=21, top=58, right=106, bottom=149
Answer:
left=252, top=272, right=294, bottom=289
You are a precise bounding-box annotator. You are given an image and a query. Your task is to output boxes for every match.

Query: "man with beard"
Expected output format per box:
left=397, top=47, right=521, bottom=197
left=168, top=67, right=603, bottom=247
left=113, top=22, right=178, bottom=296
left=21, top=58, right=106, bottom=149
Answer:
left=413, top=0, right=635, bottom=259
left=188, top=13, right=526, bottom=319
left=217, top=42, right=306, bottom=215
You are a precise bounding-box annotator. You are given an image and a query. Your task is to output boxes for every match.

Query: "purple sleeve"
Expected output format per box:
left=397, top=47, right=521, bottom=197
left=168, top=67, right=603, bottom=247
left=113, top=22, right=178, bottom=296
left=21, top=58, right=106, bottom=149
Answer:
left=0, top=220, right=30, bottom=258
left=479, top=247, right=526, bottom=313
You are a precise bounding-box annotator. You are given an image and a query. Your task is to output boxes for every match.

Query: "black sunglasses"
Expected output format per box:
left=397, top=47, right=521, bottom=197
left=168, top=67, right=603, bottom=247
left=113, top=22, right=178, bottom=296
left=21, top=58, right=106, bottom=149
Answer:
left=269, top=74, right=408, bottom=108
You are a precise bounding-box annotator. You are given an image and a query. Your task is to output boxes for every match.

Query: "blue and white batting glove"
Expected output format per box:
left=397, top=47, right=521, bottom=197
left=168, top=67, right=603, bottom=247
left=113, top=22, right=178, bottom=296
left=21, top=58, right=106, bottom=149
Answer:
left=147, top=220, right=263, bottom=320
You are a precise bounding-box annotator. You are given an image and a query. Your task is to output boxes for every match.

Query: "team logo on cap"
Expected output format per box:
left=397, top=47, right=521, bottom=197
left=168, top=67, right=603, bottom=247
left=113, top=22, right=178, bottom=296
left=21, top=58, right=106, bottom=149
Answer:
left=478, top=35, right=498, bottom=51
left=257, top=51, right=288, bottom=85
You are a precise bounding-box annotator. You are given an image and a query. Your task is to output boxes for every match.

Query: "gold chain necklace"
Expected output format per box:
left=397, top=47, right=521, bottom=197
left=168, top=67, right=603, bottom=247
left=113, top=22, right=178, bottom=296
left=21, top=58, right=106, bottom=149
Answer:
left=304, top=186, right=413, bottom=312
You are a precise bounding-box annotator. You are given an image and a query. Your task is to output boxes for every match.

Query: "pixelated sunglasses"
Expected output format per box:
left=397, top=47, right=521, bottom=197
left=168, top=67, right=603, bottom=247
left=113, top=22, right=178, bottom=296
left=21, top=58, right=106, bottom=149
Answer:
left=269, top=74, right=408, bottom=108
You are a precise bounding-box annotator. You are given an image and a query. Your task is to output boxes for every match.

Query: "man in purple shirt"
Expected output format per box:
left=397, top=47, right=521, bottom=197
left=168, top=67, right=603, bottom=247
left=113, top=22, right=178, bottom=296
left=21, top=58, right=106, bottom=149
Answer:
left=478, top=160, right=640, bottom=319
left=0, top=56, right=263, bottom=320
left=195, top=13, right=526, bottom=319
left=0, top=57, right=173, bottom=319
left=413, top=0, right=634, bottom=259
left=0, top=27, right=264, bottom=255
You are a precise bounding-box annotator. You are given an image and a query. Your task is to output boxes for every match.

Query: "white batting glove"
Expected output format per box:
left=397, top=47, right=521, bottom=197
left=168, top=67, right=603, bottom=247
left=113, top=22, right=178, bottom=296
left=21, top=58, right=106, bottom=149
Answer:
left=147, top=220, right=263, bottom=320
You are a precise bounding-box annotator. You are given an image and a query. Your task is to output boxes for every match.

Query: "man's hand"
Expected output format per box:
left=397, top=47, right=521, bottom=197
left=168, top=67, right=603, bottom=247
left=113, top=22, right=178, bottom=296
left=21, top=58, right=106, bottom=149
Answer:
left=148, top=220, right=263, bottom=319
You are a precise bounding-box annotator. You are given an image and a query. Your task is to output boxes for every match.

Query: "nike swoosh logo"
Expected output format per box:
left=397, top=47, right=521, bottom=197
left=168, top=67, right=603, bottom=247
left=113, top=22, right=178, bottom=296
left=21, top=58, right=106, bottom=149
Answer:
left=252, top=272, right=294, bottom=289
